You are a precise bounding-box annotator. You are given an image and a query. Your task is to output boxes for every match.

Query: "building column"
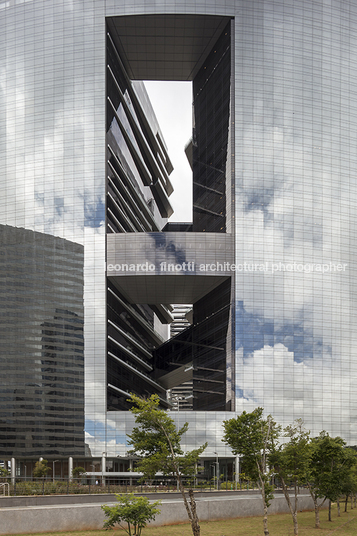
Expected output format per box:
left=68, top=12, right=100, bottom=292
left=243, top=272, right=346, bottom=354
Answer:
left=129, top=457, right=133, bottom=486
left=235, top=455, right=240, bottom=491
left=68, top=457, right=73, bottom=481
left=11, top=458, right=15, bottom=485
left=101, top=453, right=106, bottom=487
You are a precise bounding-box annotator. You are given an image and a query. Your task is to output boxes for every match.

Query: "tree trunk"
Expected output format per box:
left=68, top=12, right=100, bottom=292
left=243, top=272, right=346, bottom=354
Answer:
left=176, top=474, right=194, bottom=527
left=328, top=500, right=332, bottom=522
left=263, top=500, right=269, bottom=536
left=337, top=498, right=340, bottom=516
left=314, top=497, right=320, bottom=529
left=292, top=511, right=298, bottom=536
left=280, top=477, right=298, bottom=535
left=345, top=494, right=348, bottom=512
left=307, top=483, right=320, bottom=529
left=256, top=468, right=269, bottom=536
left=294, top=482, right=298, bottom=524
left=259, top=480, right=269, bottom=536
left=351, top=494, right=354, bottom=510
left=188, top=488, right=201, bottom=536
left=160, top=424, right=200, bottom=536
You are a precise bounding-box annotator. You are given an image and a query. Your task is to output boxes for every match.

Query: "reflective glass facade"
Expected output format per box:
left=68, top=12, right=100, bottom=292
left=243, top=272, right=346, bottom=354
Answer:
left=1, top=0, right=356, bottom=464
left=0, top=225, right=84, bottom=456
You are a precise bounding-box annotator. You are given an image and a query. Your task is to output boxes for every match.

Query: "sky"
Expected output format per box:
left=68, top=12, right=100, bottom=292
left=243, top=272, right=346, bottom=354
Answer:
left=144, top=81, right=193, bottom=222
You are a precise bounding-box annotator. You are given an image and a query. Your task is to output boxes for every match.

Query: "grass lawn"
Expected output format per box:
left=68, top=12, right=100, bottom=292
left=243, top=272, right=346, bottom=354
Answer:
left=8, top=504, right=357, bottom=536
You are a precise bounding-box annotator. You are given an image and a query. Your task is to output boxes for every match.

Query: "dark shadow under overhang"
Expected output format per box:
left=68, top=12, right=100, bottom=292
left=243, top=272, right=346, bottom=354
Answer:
left=109, top=273, right=229, bottom=304
left=106, top=14, right=232, bottom=81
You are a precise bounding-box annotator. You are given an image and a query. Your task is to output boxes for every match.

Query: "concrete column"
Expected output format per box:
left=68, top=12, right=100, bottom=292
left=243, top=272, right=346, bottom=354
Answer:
left=11, top=458, right=15, bottom=485
left=129, top=458, right=133, bottom=486
left=68, top=457, right=73, bottom=481
left=235, top=455, right=240, bottom=491
left=101, top=453, right=106, bottom=486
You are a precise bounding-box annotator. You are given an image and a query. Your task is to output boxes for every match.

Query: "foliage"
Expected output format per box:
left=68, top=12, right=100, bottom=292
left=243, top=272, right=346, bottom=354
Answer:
left=33, top=459, right=51, bottom=479
left=271, top=419, right=311, bottom=536
left=308, top=432, right=357, bottom=521
left=222, top=407, right=280, bottom=536
left=0, top=466, right=10, bottom=477
left=72, top=467, right=86, bottom=478
left=102, top=493, right=160, bottom=536
left=127, top=393, right=206, bottom=536
left=128, top=394, right=206, bottom=479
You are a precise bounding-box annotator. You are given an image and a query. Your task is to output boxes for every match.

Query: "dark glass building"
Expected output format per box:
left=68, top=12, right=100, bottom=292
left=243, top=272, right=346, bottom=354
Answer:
left=0, top=225, right=84, bottom=457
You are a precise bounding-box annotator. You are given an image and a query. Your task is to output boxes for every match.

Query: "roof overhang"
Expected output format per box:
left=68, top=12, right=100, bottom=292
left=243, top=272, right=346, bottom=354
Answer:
left=106, top=14, right=232, bottom=81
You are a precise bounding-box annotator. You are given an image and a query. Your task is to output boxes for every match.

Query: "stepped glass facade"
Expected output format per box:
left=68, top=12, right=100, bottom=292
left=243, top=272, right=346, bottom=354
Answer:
left=0, top=0, right=356, bottom=473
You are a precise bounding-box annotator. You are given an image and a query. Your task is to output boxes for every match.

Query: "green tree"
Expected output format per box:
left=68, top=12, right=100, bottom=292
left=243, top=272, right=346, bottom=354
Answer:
left=271, top=419, right=311, bottom=536
left=72, top=466, right=86, bottom=478
left=308, top=432, right=356, bottom=522
left=304, top=439, right=326, bottom=528
left=0, top=466, right=10, bottom=478
left=222, top=408, right=280, bottom=536
left=127, top=394, right=206, bottom=536
left=33, top=459, right=51, bottom=479
left=102, top=493, right=161, bottom=536
left=340, top=459, right=357, bottom=514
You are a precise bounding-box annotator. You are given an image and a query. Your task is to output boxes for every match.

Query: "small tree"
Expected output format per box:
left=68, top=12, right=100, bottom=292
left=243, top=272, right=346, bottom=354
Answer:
left=33, top=459, right=51, bottom=479
left=271, top=419, right=311, bottom=536
left=0, top=466, right=10, bottom=478
left=102, top=493, right=161, bottom=536
left=222, top=408, right=280, bottom=536
left=340, top=462, right=357, bottom=514
left=127, top=394, right=206, bottom=536
left=72, top=466, right=86, bottom=479
left=305, top=438, right=326, bottom=529
left=308, top=432, right=356, bottom=522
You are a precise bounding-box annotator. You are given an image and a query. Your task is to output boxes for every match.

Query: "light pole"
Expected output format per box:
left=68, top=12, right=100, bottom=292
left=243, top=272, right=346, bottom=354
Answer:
left=52, top=460, right=59, bottom=483
left=211, top=464, right=216, bottom=489
left=214, top=451, right=219, bottom=490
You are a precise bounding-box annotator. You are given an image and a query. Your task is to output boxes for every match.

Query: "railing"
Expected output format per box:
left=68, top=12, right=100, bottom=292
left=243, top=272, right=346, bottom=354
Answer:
left=0, top=477, right=263, bottom=497
left=0, top=483, right=9, bottom=496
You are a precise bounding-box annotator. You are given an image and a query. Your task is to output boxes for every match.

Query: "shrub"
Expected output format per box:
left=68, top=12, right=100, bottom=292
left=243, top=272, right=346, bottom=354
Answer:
left=102, top=493, right=161, bottom=536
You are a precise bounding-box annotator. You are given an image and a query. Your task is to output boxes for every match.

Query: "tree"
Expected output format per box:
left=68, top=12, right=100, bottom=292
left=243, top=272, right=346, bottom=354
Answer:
left=33, top=459, right=51, bottom=479
left=0, top=466, right=10, bottom=478
left=304, top=439, right=326, bottom=529
left=340, top=460, right=357, bottom=514
left=102, top=493, right=161, bottom=536
left=127, top=394, right=207, bottom=536
left=271, top=419, right=311, bottom=536
left=308, top=432, right=356, bottom=522
left=222, top=408, right=280, bottom=536
left=72, top=466, right=86, bottom=479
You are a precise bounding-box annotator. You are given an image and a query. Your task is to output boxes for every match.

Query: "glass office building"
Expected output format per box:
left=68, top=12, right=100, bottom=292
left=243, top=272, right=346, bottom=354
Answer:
left=0, top=225, right=84, bottom=457
left=1, top=0, right=356, bottom=471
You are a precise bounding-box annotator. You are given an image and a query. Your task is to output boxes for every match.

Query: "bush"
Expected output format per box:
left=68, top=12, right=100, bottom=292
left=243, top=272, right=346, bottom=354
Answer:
left=72, top=467, right=86, bottom=478
left=102, top=493, right=161, bottom=536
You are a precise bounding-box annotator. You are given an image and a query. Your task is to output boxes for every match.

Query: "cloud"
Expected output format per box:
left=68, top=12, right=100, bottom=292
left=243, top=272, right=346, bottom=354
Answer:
left=236, top=344, right=356, bottom=440
left=144, top=81, right=192, bottom=223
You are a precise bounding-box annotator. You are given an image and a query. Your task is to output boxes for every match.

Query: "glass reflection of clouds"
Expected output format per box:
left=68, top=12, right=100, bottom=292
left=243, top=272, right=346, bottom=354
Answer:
left=1, top=0, right=357, bottom=463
